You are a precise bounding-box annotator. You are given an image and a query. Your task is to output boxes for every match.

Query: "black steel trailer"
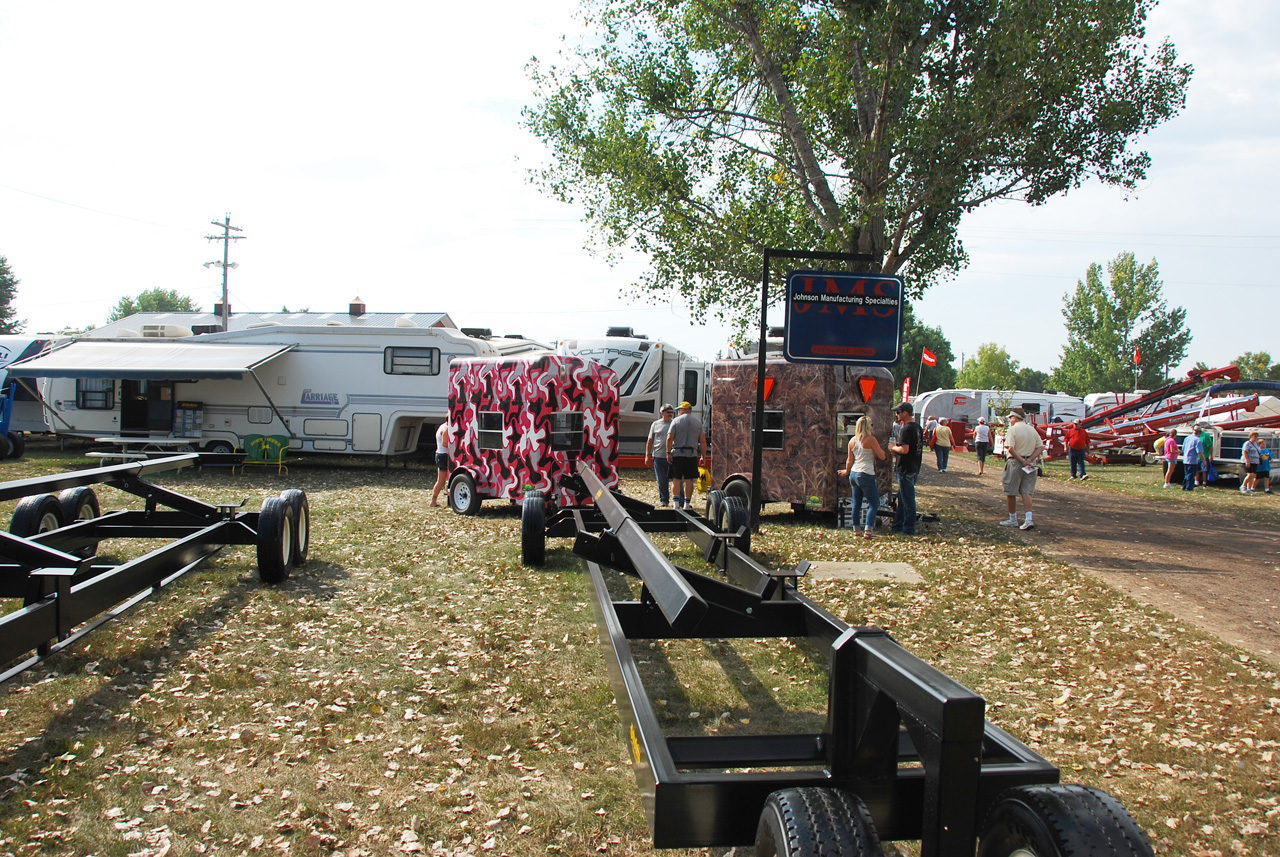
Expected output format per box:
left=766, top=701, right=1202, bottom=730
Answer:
left=0, top=454, right=309, bottom=684
left=521, top=464, right=1153, bottom=856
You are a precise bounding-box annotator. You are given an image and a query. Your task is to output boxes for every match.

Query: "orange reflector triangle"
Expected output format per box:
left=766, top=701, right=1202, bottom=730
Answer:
left=858, top=376, right=876, bottom=402
left=758, top=377, right=775, bottom=401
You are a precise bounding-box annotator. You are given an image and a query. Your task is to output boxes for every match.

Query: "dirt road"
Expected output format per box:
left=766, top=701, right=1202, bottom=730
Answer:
left=917, top=455, right=1280, bottom=664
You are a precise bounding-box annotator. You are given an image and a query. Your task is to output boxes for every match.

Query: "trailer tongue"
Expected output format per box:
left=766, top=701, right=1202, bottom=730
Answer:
left=546, top=462, right=1153, bottom=856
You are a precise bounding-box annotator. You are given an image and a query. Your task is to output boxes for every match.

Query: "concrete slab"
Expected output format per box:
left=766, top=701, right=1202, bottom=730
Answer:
left=806, top=561, right=924, bottom=584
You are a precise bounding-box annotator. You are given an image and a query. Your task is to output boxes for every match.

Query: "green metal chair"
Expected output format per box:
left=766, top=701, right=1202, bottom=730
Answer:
left=235, top=434, right=290, bottom=475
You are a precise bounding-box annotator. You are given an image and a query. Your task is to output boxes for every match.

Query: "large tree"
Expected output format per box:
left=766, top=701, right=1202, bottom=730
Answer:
left=956, top=342, right=1021, bottom=390
left=1232, top=351, right=1280, bottom=382
left=526, top=0, right=1191, bottom=331
left=1053, top=252, right=1191, bottom=395
left=0, top=256, right=25, bottom=334
left=108, top=288, right=201, bottom=322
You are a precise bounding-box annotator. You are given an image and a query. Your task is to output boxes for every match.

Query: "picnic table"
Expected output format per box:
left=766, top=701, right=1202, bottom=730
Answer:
left=86, top=436, right=197, bottom=463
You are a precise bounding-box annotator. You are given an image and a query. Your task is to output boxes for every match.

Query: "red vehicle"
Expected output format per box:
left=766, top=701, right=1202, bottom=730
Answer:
left=445, top=354, right=619, bottom=514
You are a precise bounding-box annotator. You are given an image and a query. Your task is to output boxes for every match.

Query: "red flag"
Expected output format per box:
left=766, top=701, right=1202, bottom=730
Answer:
left=902, top=377, right=912, bottom=401
left=1133, top=345, right=1141, bottom=365
left=922, top=347, right=937, bottom=367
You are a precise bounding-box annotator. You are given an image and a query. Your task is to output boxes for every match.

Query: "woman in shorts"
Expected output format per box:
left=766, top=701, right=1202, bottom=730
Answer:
left=972, top=417, right=992, bottom=475
left=1162, top=427, right=1179, bottom=488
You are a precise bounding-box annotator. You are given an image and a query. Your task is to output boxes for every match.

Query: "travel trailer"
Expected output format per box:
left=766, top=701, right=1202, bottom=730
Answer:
left=12, top=312, right=533, bottom=458
left=557, top=328, right=709, bottom=464
left=710, top=358, right=895, bottom=515
left=0, top=335, right=55, bottom=434
left=911, top=388, right=1086, bottom=446
left=445, top=354, right=619, bottom=514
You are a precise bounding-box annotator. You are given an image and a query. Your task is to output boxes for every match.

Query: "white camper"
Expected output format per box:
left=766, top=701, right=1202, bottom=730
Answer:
left=15, top=314, right=521, bottom=457
left=556, top=327, right=710, bottom=462
left=0, top=336, right=56, bottom=434
left=912, top=388, right=1086, bottom=444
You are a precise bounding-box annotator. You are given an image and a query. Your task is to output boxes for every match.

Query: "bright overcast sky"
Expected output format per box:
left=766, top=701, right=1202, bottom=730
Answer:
left=1, top=1, right=1275, bottom=383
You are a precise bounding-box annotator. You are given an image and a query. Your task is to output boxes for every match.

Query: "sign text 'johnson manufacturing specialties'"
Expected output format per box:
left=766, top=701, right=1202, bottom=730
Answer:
left=784, top=271, right=905, bottom=366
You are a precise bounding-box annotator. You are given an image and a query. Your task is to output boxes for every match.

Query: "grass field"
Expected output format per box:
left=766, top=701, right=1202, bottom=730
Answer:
left=0, top=441, right=1276, bottom=856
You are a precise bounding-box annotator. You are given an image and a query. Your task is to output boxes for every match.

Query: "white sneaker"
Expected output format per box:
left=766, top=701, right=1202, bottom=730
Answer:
left=1080, top=474, right=1089, bottom=481
left=999, top=518, right=1018, bottom=527
left=1020, top=520, right=1035, bottom=530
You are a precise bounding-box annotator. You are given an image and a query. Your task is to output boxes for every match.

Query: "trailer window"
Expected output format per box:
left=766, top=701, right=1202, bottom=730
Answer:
left=478, top=412, right=505, bottom=450
left=837, top=412, right=864, bottom=452
left=749, top=409, right=785, bottom=450
left=682, top=370, right=700, bottom=407
left=76, top=379, right=115, bottom=410
left=549, top=411, right=585, bottom=451
left=384, top=347, right=440, bottom=376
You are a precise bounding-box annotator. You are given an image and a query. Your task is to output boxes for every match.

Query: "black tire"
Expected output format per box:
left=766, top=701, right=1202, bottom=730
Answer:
left=978, top=784, right=1154, bottom=857
left=204, top=440, right=235, bottom=455
left=706, top=488, right=725, bottom=523
left=256, top=496, right=295, bottom=584
left=0, top=434, right=12, bottom=460
left=448, top=471, right=481, bottom=515
left=717, top=494, right=752, bottom=554
left=58, top=487, right=101, bottom=558
left=7, top=431, right=24, bottom=459
left=725, top=477, right=751, bottom=507
left=280, top=489, right=310, bottom=566
left=755, top=787, right=883, bottom=857
left=10, top=494, right=65, bottom=537
left=521, top=496, right=546, bottom=566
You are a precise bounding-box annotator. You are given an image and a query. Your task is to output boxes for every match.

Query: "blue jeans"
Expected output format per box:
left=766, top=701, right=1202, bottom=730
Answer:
left=893, top=471, right=917, bottom=534
left=653, top=457, right=671, bottom=505
left=935, top=446, right=950, bottom=471
left=1182, top=461, right=1199, bottom=491
left=1069, top=448, right=1087, bottom=478
left=848, top=471, right=879, bottom=530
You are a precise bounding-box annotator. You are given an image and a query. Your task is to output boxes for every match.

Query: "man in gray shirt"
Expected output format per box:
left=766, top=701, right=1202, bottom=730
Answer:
left=665, top=401, right=706, bottom=510
left=645, top=403, right=675, bottom=506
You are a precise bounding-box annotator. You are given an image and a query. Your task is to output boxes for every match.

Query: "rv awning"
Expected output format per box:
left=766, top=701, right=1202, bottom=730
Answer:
left=7, top=341, right=295, bottom=380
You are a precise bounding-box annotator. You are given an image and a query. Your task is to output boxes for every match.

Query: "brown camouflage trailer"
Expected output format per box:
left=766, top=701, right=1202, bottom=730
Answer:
left=710, top=358, right=895, bottom=514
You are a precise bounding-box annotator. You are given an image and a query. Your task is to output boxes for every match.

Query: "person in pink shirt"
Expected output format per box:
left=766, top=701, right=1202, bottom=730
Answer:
left=1161, top=427, right=1179, bottom=488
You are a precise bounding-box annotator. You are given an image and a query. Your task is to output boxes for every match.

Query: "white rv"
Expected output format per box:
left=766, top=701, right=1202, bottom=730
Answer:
left=556, top=327, right=710, bottom=462
left=911, top=388, right=1086, bottom=444
left=14, top=311, right=526, bottom=458
left=0, top=335, right=56, bottom=434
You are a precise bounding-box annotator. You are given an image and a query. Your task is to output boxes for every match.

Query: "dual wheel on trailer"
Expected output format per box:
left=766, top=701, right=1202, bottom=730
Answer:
left=8, top=487, right=311, bottom=585
left=754, top=784, right=1152, bottom=857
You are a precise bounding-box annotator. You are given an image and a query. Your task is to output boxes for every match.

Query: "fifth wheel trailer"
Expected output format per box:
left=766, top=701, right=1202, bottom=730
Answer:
left=12, top=319, right=529, bottom=458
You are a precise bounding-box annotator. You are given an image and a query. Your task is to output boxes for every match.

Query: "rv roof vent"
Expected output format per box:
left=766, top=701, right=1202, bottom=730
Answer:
left=606, top=326, right=645, bottom=338
left=191, top=324, right=222, bottom=336
left=326, top=321, right=345, bottom=326
left=349, top=296, right=367, bottom=316
left=140, top=324, right=193, bottom=338
left=247, top=322, right=282, bottom=329
left=395, top=315, right=417, bottom=328
left=503, top=333, right=525, bottom=339
left=462, top=327, right=493, bottom=339
left=115, top=328, right=140, bottom=338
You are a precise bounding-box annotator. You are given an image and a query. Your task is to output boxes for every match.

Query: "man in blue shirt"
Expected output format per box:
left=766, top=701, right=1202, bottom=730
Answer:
left=1181, top=428, right=1204, bottom=491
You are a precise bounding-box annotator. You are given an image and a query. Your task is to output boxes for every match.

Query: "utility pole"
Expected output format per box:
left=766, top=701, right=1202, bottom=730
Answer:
left=204, top=214, right=246, bottom=331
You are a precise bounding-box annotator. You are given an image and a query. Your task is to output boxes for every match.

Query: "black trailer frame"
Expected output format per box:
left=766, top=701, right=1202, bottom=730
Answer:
left=0, top=454, right=309, bottom=684
left=529, top=464, right=1150, bottom=856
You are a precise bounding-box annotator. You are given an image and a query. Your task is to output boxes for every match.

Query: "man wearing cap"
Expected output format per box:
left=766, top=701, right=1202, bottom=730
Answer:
left=888, top=402, right=923, bottom=535
left=1181, top=426, right=1205, bottom=491
left=665, top=400, right=706, bottom=510
left=1001, top=408, right=1044, bottom=530
left=645, top=403, right=675, bottom=506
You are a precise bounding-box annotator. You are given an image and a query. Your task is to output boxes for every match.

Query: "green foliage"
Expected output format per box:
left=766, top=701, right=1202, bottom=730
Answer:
left=902, top=301, right=955, bottom=392
left=108, top=288, right=201, bottom=322
left=1232, top=351, right=1280, bottom=382
left=957, top=343, right=1021, bottom=390
left=1016, top=367, right=1052, bottom=394
left=1053, top=252, right=1191, bottom=396
left=0, top=256, right=25, bottom=334
left=525, top=0, right=1192, bottom=334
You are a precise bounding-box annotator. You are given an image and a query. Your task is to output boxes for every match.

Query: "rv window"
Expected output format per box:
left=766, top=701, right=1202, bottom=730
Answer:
left=549, top=411, right=585, bottom=452
left=76, top=379, right=115, bottom=410
left=749, top=410, right=785, bottom=450
left=384, top=347, right=441, bottom=376
left=1020, top=403, right=1042, bottom=414
left=682, top=370, right=699, bottom=407
left=478, top=412, right=504, bottom=450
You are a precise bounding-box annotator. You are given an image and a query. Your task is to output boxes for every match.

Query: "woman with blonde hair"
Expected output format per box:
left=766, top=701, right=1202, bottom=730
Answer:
left=838, top=415, right=887, bottom=539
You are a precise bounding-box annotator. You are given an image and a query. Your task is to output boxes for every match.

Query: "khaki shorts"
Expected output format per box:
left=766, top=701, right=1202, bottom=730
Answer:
left=1002, top=458, right=1038, bottom=496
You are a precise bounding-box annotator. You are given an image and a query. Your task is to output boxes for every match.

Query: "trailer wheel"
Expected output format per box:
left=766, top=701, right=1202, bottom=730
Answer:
left=0, top=434, right=12, bottom=460
left=448, top=472, right=481, bottom=516
left=10, top=494, right=65, bottom=537
left=724, top=477, right=751, bottom=508
left=705, top=488, right=725, bottom=523
left=977, top=784, right=1153, bottom=857
left=755, top=787, right=883, bottom=857
left=718, top=495, right=752, bottom=554
left=204, top=440, right=235, bottom=455
left=256, top=496, right=295, bottom=584
left=7, top=431, right=24, bottom=459
left=279, top=489, right=310, bottom=566
left=58, top=487, right=101, bottom=558
left=521, top=496, right=546, bottom=566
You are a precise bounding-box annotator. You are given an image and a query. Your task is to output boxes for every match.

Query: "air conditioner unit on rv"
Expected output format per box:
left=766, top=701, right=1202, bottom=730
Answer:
left=140, top=324, right=193, bottom=338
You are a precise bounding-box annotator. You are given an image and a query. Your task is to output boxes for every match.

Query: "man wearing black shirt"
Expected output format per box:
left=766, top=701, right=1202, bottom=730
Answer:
left=889, top=402, right=923, bottom=535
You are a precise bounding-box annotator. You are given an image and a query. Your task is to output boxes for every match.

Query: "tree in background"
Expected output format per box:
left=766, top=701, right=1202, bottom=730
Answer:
left=526, top=0, right=1191, bottom=334
left=108, top=288, right=200, bottom=322
left=1232, top=351, right=1280, bottom=382
left=0, top=256, right=25, bottom=334
left=1053, top=253, right=1191, bottom=396
left=1016, top=368, right=1052, bottom=394
left=902, top=301, right=956, bottom=394
left=956, top=343, right=1020, bottom=390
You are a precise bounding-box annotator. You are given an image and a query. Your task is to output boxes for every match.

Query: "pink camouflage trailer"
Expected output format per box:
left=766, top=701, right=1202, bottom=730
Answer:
left=445, top=354, right=620, bottom=514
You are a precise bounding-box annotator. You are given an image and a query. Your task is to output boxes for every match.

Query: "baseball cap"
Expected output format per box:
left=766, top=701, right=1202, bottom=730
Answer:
left=894, top=402, right=913, bottom=415
left=1007, top=408, right=1025, bottom=420
left=679, top=401, right=693, bottom=409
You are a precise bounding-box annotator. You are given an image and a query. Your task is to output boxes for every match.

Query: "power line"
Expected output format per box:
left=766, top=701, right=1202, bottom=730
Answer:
left=0, top=182, right=195, bottom=231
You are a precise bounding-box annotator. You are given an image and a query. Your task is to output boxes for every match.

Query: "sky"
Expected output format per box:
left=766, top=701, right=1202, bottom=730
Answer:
left=0, top=1, right=1275, bottom=384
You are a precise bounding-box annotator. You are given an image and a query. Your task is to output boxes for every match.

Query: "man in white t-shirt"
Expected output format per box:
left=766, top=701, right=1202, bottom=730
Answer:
left=644, top=404, right=675, bottom=506
left=972, top=417, right=992, bottom=476
left=1000, top=409, right=1044, bottom=531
